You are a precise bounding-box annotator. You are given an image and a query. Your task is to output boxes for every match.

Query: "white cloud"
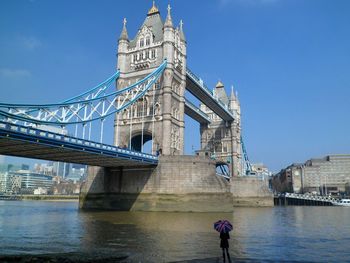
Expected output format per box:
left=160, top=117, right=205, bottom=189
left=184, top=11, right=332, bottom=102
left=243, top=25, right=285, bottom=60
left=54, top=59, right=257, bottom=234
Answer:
left=0, top=68, right=31, bottom=78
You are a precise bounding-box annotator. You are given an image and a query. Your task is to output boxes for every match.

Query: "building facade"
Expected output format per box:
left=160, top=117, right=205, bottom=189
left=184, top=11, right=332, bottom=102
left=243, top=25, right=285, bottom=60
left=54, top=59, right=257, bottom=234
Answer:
left=114, top=3, right=187, bottom=156
left=10, top=171, right=53, bottom=194
left=272, top=154, right=350, bottom=195
left=199, top=83, right=242, bottom=176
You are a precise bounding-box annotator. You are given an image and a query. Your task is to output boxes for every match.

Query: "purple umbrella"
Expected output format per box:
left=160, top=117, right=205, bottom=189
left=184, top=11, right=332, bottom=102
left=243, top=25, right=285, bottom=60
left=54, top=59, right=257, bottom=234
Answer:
left=214, top=219, right=233, bottom=233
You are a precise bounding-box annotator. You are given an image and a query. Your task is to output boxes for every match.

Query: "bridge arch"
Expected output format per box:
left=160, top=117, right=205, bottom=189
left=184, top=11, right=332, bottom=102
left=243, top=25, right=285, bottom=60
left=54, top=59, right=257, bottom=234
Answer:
left=129, top=129, right=157, bottom=154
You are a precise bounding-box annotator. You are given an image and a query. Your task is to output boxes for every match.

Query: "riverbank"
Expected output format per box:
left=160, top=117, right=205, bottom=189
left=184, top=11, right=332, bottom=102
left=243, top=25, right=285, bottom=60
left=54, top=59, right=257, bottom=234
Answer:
left=0, top=253, right=128, bottom=263
left=0, top=194, right=79, bottom=201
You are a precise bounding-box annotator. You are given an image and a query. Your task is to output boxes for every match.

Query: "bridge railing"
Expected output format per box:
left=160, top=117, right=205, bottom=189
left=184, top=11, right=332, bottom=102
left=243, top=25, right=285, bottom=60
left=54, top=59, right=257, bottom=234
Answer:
left=284, top=193, right=338, bottom=203
left=0, top=121, right=158, bottom=162
left=186, top=67, right=213, bottom=95
left=186, top=68, right=233, bottom=117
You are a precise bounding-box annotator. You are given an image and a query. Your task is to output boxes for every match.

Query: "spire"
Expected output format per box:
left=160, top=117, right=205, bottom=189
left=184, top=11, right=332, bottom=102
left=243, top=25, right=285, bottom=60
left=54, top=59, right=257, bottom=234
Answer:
left=148, top=1, right=160, bottom=16
left=179, top=20, right=186, bottom=42
left=164, top=4, right=173, bottom=28
left=119, top=18, right=129, bottom=41
left=230, top=85, right=237, bottom=101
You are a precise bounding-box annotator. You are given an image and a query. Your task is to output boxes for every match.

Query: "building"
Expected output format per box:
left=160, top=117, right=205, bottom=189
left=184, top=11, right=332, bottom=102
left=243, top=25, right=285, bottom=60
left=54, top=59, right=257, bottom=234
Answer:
left=272, top=154, right=350, bottom=195
left=251, top=163, right=272, bottom=178
left=114, top=3, right=187, bottom=156
left=10, top=171, right=53, bottom=194
left=0, top=163, right=30, bottom=194
left=199, top=84, right=242, bottom=176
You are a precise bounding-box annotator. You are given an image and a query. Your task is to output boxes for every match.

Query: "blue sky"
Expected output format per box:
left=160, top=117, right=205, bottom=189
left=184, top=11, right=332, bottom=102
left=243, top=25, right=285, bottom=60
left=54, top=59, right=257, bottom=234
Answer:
left=0, top=0, right=349, bottom=172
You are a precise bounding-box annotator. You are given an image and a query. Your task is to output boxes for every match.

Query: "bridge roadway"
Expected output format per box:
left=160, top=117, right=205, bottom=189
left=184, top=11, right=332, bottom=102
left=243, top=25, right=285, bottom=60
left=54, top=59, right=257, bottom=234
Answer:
left=0, top=121, right=158, bottom=168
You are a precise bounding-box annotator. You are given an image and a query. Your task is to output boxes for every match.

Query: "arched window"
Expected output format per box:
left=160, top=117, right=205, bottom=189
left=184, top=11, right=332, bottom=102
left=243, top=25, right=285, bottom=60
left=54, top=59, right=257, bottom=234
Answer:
left=140, top=38, right=144, bottom=48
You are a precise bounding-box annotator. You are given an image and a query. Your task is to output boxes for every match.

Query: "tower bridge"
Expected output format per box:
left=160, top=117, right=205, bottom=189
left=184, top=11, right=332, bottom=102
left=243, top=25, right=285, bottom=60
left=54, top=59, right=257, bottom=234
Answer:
left=0, top=3, right=272, bottom=211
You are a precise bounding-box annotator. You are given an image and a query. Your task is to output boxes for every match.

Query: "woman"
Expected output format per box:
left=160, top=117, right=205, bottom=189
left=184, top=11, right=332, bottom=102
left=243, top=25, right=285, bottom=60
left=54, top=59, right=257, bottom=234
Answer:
left=220, top=231, right=231, bottom=263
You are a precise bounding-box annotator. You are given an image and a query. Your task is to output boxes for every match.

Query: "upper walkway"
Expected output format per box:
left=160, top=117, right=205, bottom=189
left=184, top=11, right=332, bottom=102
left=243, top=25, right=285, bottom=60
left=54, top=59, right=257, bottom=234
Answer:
left=186, top=68, right=235, bottom=122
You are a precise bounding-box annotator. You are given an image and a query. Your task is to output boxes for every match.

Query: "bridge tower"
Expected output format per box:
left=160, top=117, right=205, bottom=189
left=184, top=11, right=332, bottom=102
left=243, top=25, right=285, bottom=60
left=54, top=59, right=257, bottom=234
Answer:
left=199, top=82, right=242, bottom=176
left=114, top=3, right=187, bottom=156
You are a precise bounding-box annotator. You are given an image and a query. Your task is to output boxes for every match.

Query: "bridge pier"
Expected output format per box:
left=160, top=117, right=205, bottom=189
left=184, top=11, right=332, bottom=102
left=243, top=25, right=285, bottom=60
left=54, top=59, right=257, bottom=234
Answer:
left=79, top=155, right=234, bottom=212
left=230, top=177, right=273, bottom=207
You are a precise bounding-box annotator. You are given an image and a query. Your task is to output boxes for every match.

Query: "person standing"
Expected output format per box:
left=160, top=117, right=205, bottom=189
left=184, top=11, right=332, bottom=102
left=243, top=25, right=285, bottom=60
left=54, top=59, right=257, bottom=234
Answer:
left=220, top=231, right=231, bottom=263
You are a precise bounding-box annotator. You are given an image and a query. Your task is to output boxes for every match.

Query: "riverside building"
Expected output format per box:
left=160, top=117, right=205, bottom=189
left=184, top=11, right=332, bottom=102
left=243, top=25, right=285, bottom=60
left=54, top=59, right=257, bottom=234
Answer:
left=272, top=154, right=350, bottom=195
left=6, top=171, right=53, bottom=194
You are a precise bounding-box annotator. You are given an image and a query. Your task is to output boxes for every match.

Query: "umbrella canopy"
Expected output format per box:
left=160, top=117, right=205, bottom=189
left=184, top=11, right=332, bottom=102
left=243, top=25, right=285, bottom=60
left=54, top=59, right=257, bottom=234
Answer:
left=214, top=219, right=233, bottom=233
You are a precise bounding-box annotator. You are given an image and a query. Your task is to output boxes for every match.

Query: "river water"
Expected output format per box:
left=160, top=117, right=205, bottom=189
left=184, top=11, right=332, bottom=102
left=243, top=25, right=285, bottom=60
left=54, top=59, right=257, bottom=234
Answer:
left=0, top=201, right=349, bottom=262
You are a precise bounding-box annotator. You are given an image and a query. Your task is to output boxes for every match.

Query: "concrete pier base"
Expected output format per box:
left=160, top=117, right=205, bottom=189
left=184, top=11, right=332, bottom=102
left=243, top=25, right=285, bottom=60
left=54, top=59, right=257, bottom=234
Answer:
left=79, top=155, right=233, bottom=212
left=231, top=177, right=274, bottom=207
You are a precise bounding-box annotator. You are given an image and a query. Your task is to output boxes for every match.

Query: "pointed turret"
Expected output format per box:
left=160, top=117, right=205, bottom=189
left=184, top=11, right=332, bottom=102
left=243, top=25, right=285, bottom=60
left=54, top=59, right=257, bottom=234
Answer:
left=230, top=85, right=236, bottom=102
left=229, top=85, right=238, bottom=110
left=117, top=18, right=129, bottom=73
left=164, top=4, right=173, bottom=28
left=179, top=20, right=186, bottom=43
left=119, top=18, right=129, bottom=41
left=163, top=3, right=175, bottom=63
left=214, top=80, right=229, bottom=105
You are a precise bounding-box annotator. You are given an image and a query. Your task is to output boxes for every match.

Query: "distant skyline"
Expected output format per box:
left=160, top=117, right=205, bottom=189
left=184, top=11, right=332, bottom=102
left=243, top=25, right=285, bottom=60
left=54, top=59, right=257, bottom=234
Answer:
left=1, top=0, right=349, bottom=172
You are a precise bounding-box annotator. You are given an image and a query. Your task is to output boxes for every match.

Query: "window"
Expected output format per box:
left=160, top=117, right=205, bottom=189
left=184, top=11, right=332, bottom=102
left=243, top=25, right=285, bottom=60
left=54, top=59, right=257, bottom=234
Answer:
left=146, top=37, right=150, bottom=46
left=151, top=49, right=156, bottom=59
left=155, top=79, right=160, bottom=89
left=140, top=38, right=144, bottom=48
left=137, top=99, right=147, bottom=117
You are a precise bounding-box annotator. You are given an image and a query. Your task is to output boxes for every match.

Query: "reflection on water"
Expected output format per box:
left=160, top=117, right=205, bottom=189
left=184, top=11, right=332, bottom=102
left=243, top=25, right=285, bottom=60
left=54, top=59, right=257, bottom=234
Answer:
left=1, top=201, right=350, bottom=262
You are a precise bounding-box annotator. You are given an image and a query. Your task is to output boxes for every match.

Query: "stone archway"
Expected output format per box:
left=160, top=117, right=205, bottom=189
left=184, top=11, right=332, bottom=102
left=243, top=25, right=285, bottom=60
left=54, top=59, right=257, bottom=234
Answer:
left=130, top=132, right=153, bottom=153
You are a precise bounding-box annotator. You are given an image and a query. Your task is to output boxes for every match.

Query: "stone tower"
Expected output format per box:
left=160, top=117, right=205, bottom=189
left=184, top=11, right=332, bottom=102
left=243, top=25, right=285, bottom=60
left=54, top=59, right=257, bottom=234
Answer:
left=114, top=3, right=187, bottom=156
left=199, top=82, right=242, bottom=176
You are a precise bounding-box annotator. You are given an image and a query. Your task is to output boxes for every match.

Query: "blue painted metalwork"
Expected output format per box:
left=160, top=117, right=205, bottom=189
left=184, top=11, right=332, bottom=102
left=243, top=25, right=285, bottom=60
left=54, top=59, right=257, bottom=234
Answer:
left=0, top=121, right=158, bottom=165
left=241, top=135, right=252, bottom=175
left=0, top=61, right=166, bottom=125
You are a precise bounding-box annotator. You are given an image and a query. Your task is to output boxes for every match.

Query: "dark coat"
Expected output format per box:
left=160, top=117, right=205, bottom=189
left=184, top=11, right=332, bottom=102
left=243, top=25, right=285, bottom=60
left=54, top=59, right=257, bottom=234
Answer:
left=220, top=231, right=230, bottom=248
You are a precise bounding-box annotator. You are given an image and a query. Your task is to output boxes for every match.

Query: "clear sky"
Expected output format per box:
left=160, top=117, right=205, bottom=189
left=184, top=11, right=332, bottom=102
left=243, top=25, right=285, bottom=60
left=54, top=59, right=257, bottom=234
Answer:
left=0, top=0, right=349, bottom=172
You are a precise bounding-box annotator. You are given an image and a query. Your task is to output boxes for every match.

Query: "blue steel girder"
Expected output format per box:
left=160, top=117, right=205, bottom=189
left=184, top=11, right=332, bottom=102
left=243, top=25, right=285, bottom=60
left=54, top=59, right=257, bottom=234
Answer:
left=186, top=68, right=235, bottom=122
left=0, top=61, right=166, bottom=126
left=0, top=121, right=158, bottom=167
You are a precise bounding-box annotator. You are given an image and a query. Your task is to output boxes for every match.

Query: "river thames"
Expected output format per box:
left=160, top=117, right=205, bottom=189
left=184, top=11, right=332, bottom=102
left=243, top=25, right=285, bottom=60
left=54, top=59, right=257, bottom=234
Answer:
left=0, top=201, right=349, bottom=262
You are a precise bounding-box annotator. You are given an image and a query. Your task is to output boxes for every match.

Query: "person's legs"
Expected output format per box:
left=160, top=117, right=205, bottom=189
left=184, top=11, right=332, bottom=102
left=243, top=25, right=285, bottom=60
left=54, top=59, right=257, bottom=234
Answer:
left=225, top=248, right=232, bottom=263
left=222, top=248, right=226, bottom=263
